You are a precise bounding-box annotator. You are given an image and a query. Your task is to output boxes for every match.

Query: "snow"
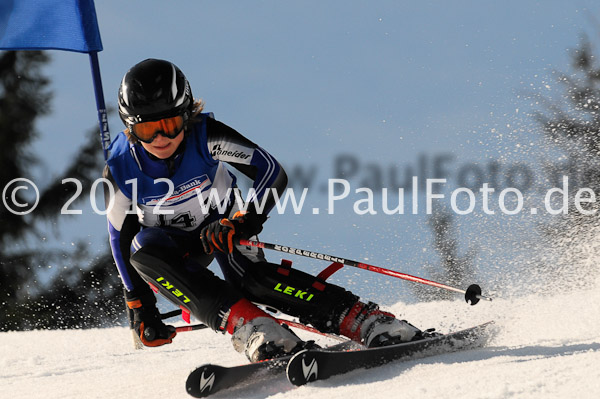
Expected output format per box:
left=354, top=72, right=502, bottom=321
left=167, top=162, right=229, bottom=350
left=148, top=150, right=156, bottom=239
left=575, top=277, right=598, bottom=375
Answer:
left=2, top=283, right=599, bottom=399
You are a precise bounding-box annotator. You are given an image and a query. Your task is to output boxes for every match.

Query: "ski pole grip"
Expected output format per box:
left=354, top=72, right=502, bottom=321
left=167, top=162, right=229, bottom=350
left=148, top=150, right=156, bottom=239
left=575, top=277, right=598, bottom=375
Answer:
left=239, top=238, right=263, bottom=248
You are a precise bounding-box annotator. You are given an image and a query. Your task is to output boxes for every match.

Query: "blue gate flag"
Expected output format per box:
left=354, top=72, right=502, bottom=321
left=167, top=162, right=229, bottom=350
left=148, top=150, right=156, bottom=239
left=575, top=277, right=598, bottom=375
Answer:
left=0, top=0, right=102, bottom=53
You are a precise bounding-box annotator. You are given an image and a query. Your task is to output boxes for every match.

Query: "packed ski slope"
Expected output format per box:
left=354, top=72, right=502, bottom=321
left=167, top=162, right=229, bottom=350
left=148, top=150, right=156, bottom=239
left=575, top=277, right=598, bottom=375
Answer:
left=2, top=277, right=599, bottom=399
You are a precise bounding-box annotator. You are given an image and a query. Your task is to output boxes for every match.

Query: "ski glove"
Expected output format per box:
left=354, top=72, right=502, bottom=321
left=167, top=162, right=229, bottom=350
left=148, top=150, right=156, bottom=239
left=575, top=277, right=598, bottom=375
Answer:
left=127, top=298, right=176, bottom=347
left=200, top=211, right=265, bottom=254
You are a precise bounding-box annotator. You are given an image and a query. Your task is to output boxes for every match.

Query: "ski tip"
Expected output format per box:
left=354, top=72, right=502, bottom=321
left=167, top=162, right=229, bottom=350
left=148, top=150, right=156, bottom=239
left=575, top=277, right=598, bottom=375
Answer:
left=186, top=365, right=222, bottom=398
left=286, top=349, right=318, bottom=386
left=479, top=320, right=499, bottom=340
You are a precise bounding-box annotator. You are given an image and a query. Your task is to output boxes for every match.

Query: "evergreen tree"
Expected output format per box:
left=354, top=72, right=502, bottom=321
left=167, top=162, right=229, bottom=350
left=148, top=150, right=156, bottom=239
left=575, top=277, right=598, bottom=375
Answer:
left=0, top=51, right=123, bottom=330
left=0, top=51, right=51, bottom=326
left=535, top=36, right=600, bottom=194
left=532, top=37, right=600, bottom=290
left=416, top=205, right=476, bottom=301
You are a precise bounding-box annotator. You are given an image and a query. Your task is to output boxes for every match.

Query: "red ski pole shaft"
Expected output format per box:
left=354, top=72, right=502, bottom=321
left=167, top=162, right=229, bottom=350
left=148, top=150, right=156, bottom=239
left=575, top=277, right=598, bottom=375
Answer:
left=175, top=324, right=208, bottom=333
left=174, top=319, right=345, bottom=341
left=277, top=319, right=346, bottom=342
left=239, top=239, right=492, bottom=304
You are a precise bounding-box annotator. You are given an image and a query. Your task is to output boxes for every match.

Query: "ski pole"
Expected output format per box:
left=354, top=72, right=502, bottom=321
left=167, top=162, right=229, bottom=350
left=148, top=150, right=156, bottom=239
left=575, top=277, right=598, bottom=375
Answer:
left=162, top=307, right=344, bottom=339
left=175, top=324, right=208, bottom=333
left=239, top=239, right=492, bottom=305
left=174, top=319, right=346, bottom=341
left=278, top=319, right=346, bottom=341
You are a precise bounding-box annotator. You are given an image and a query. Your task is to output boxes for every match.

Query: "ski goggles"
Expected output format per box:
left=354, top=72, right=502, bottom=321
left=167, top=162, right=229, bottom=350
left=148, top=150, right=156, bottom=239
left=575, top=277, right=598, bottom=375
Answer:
left=131, top=115, right=185, bottom=143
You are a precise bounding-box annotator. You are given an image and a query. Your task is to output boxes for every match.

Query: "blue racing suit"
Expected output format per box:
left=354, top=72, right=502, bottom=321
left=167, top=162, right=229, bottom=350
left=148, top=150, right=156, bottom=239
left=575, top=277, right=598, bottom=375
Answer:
left=105, top=113, right=357, bottom=332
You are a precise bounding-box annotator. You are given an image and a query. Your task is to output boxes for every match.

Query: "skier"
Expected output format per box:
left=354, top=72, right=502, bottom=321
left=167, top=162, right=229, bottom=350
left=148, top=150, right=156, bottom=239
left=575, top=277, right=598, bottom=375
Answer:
left=105, top=58, right=429, bottom=362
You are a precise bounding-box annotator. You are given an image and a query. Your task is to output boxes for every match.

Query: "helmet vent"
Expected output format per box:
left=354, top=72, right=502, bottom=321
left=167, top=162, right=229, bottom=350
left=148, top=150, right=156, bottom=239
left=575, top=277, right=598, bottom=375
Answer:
left=120, top=76, right=130, bottom=106
left=171, top=64, right=183, bottom=105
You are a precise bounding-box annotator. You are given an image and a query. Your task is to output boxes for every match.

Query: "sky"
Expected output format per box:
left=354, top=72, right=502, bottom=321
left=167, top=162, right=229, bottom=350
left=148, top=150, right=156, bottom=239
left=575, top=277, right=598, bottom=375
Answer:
left=20, top=0, right=600, bottom=304
left=37, top=1, right=600, bottom=162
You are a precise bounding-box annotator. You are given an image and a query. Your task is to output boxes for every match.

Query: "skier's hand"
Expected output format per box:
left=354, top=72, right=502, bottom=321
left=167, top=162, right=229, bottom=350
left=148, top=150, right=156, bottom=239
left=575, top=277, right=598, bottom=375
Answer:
left=200, top=211, right=265, bottom=254
left=137, top=320, right=176, bottom=347
left=127, top=298, right=176, bottom=347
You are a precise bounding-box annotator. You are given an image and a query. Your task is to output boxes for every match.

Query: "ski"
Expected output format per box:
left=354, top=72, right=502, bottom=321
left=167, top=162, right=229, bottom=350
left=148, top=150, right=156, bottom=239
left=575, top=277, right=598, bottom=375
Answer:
left=186, top=355, right=291, bottom=398
left=186, top=340, right=359, bottom=397
left=286, top=321, right=495, bottom=386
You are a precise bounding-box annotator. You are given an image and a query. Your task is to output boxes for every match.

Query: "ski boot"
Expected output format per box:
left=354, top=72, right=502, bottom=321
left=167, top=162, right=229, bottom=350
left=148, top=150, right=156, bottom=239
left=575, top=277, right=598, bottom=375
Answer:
left=339, top=301, right=423, bottom=347
left=226, top=298, right=310, bottom=362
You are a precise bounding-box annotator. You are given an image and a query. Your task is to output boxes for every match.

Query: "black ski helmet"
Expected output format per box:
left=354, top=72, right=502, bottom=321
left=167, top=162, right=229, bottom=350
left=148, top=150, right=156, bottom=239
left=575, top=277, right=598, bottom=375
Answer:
left=118, top=59, right=193, bottom=130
